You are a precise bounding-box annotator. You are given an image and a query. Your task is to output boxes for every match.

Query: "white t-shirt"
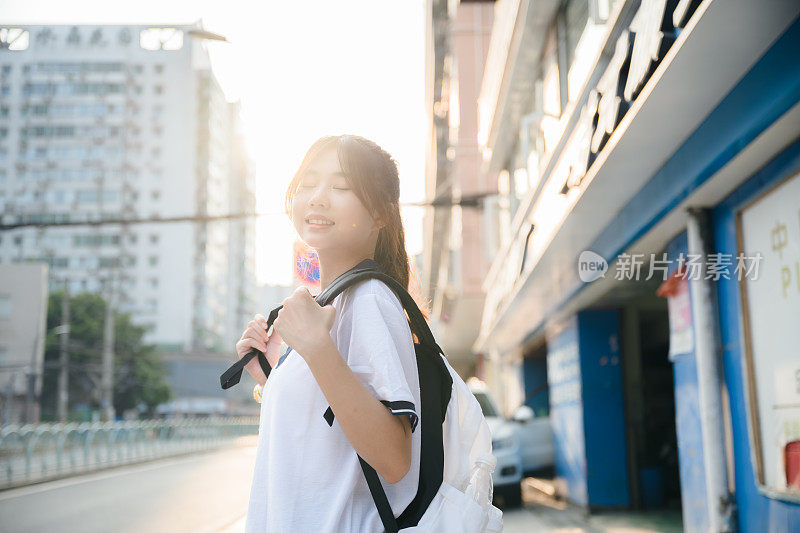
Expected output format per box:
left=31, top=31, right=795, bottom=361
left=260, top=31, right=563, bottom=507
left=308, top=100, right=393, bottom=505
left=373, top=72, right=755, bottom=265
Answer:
left=244, top=278, right=422, bottom=533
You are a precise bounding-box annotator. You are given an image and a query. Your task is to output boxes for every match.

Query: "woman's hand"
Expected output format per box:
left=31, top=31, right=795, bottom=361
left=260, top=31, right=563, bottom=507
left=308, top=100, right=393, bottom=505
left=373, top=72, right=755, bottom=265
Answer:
left=235, top=313, right=284, bottom=387
left=272, top=285, right=337, bottom=361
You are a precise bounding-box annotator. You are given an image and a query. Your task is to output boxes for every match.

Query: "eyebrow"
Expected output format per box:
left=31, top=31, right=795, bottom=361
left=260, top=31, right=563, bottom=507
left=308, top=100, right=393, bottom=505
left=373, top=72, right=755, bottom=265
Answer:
left=302, top=170, right=348, bottom=178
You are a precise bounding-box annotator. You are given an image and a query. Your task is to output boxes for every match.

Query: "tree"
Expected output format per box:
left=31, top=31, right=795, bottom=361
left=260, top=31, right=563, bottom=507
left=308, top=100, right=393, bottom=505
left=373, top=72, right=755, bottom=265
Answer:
left=42, top=291, right=172, bottom=421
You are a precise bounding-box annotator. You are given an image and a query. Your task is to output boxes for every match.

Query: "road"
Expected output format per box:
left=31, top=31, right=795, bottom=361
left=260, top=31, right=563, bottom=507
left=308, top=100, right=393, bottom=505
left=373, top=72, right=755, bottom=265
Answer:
left=0, top=436, right=258, bottom=533
left=0, top=437, right=680, bottom=532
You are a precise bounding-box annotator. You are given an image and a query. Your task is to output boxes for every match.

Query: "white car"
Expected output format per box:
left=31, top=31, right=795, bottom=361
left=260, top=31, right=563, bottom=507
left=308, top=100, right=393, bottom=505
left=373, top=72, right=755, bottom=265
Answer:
left=512, top=404, right=555, bottom=477
left=468, top=379, right=523, bottom=507
left=468, top=378, right=555, bottom=507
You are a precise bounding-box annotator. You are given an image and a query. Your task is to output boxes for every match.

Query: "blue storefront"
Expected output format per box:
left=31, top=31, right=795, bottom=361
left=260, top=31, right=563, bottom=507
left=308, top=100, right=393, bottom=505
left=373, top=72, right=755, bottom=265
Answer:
left=474, top=1, right=800, bottom=530
left=554, top=15, right=800, bottom=531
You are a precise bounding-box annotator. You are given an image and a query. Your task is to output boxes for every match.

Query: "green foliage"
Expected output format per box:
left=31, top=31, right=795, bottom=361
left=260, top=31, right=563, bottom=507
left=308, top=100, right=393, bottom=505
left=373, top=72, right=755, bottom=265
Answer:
left=42, top=290, right=172, bottom=420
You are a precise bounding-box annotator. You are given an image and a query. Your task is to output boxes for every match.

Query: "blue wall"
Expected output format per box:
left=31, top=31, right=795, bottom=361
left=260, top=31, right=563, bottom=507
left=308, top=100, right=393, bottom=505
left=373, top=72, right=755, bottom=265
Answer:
left=547, top=315, right=588, bottom=505
left=712, top=140, right=800, bottom=532
left=547, top=311, right=630, bottom=508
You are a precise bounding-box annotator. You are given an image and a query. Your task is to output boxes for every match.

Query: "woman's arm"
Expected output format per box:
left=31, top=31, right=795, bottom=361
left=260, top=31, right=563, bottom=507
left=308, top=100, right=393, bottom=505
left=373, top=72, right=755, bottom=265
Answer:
left=305, top=336, right=413, bottom=485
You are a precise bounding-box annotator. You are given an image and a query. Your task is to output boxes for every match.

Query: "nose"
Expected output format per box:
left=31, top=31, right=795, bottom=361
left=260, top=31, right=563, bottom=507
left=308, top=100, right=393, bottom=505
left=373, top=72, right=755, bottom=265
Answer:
left=307, top=183, right=329, bottom=208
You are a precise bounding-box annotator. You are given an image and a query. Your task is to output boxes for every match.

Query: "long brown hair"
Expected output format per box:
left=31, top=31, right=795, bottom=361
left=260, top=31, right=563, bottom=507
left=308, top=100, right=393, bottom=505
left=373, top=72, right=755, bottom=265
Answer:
left=285, top=134, right=431, bottom=324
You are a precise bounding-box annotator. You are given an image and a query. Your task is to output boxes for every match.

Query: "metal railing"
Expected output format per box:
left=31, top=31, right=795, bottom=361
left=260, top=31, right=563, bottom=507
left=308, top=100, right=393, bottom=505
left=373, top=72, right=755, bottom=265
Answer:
left=0, top=416, right=259, bottom=489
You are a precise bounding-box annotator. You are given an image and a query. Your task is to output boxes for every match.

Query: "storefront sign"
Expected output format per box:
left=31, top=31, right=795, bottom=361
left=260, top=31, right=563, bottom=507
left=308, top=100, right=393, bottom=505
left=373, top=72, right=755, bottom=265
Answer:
left=560, top=0, right=682, bottom=195
left=624, top=0, right=678, bottom=101
left=592, top=30, right=633, bottom=154
left=738, top=170, right=800, bottom=495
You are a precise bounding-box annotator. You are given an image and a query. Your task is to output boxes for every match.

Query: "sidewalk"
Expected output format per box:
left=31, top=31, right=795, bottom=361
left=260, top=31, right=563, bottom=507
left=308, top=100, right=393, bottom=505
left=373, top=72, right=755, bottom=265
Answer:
left=502, top=478, right=683, bottom=533
left=217, top=478, right=684, bottom=532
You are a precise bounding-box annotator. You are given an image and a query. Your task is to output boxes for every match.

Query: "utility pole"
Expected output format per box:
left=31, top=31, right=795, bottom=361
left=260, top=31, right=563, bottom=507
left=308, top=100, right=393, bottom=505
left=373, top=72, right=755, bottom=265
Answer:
left=55, top=279, right=71, bottom=422
left=100, top=276, right=116, bottom=422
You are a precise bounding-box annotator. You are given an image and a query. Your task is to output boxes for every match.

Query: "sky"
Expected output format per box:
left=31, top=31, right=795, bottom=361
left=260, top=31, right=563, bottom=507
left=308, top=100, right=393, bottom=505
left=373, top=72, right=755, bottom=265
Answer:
left=2, top=0, right=429, bottom=286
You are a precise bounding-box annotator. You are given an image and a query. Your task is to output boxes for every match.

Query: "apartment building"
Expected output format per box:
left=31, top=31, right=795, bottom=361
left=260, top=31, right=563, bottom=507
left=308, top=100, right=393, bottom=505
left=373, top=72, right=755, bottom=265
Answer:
left=0, top=23, right=256, bottom=353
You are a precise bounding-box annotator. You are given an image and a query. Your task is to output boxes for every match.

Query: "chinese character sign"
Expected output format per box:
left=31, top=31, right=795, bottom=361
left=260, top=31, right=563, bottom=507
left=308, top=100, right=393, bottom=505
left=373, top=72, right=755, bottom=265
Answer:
left=739, top=170, right=800, bottom=492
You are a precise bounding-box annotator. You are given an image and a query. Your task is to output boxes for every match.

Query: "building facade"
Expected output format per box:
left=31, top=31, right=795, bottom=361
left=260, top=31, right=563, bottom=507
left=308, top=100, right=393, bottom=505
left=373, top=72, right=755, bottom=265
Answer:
left=473, top=0, right=799, bottom=530
left=423, top=0, right=495, bottom=378
left=0, top=23, right=256, bottom=354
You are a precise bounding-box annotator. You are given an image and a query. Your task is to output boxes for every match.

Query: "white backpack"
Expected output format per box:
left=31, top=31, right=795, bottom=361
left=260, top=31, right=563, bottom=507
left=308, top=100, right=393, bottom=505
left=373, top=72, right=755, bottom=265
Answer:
left=220, top=258, right=504, bottom=532
left=402, top=353, right=504, bottom=532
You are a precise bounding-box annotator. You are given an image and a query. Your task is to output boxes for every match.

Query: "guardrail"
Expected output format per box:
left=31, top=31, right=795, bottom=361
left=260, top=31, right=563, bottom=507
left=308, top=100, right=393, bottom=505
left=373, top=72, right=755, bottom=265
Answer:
left=0, top=416, right=259, bottom=490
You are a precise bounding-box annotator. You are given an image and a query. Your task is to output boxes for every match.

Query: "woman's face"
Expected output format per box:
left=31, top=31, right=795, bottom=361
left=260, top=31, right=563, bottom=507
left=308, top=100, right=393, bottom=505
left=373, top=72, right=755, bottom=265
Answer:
left=291, top=146, right=382, bottom=254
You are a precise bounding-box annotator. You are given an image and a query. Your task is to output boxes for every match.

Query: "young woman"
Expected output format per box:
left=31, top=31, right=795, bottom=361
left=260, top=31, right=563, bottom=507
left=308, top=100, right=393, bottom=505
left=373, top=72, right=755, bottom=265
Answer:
left=237, top=134, right=430, bottom=532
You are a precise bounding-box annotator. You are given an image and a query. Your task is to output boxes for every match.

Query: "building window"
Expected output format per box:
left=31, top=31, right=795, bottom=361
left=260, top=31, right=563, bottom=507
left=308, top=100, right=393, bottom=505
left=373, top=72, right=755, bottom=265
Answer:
left=154, top=85, right=163, bottom=95
left=149, top=234, right=159, bottom=244
left=98, top=257, right=119, bottom=268
left=154, top=64, right=164, bottom=74
left=148, top=255, right=158, bottom=267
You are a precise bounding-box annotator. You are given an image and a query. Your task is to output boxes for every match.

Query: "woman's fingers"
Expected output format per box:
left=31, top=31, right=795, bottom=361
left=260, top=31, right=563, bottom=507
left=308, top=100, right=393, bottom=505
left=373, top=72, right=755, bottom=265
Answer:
left=246, top=324, right=268, bottom=344
left=245, top=333, right=268, bottom=352
left=235, top=313, right=274, bottom=361
left=237, top=336, right=266, bottom=355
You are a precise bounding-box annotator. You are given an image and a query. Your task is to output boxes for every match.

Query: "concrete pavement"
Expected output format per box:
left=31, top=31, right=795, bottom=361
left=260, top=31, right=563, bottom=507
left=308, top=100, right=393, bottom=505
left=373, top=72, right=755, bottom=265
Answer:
left=0, top=437, right=682, bottom=532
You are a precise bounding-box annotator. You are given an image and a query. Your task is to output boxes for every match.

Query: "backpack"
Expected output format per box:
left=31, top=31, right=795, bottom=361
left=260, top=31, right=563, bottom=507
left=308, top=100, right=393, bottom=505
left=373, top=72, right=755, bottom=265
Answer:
left=220, top=258, right=503, bottom=532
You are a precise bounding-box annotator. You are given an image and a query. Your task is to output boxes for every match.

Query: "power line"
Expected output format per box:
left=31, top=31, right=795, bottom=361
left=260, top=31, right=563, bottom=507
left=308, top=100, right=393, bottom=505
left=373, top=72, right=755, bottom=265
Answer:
left=0, top=192, right=498, bottom=231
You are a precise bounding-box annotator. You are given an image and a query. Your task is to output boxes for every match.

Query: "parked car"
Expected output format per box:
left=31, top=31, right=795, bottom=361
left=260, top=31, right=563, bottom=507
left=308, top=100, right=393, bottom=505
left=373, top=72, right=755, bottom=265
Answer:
left=467, top=378, right=555, bottom=508
left=468, top=378, right=523, bottom=507
left=511, top=404, right=555, bottom=477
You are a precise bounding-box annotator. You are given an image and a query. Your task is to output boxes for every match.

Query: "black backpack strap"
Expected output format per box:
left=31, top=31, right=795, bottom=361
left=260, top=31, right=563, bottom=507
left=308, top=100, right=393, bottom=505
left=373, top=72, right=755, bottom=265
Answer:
left=219, top=305, right=282, bottom=389
left=355, top=340, right=452, bottom=532
left=220, top=258, right=384, bottom=390
left=322, top=261, right=451, bottom=531
left=359, top=455, right=400, bottom=533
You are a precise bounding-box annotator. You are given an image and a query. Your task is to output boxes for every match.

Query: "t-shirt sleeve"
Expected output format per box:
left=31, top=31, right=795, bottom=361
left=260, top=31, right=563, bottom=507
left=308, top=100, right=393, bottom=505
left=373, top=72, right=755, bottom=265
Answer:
left=323, top=289, right=419, bottom=433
